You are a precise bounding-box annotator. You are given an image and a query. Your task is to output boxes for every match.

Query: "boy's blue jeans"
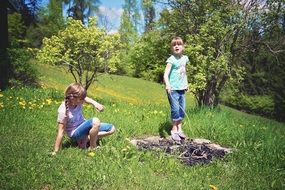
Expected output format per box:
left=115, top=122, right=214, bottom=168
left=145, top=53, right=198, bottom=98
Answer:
left=167, top=90, right=186, bottom=121
left=71, top=119, right=113, bottom=140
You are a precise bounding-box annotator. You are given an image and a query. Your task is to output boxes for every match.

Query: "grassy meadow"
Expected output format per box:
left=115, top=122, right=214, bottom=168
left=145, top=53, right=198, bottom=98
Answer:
left=0, top=64, right=284, bottom=190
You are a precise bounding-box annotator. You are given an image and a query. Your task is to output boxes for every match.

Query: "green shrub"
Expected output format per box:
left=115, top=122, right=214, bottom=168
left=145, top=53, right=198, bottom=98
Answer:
left=222, top=93, right=275, bottom=117
left=8, top=48, right=38, bottom=87
left=273, top=88, right=285, bottom=122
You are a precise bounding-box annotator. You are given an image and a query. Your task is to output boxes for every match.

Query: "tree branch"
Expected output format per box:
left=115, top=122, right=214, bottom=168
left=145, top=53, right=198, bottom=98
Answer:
left=61, top=59, right=79, bottom=82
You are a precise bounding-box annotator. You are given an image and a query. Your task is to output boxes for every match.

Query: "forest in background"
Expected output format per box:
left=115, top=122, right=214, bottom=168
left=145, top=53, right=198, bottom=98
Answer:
left=1, top=0, right=284, bottom=121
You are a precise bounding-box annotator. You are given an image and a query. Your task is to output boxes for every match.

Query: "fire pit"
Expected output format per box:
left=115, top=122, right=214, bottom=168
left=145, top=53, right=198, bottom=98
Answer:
left=130, top=136, right=232, bottom=166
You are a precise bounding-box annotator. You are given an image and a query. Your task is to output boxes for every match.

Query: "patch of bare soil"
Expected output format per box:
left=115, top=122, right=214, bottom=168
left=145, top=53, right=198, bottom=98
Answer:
left=130, top=136, right=232, bottom=166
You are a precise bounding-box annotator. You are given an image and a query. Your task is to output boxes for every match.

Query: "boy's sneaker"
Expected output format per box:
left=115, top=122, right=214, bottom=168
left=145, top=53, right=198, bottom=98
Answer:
left=171, top=131, right=181, bottom=141
left=177, top=131, right=186, bottom=139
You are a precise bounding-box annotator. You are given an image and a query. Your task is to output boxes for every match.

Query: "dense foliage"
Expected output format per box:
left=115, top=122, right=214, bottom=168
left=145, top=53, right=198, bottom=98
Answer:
left=26, top=0, right=65, bottom=48
left=128, top=31, right=168, bottom=82
left=226, top=0, right=285, bottom=121
left=7, top=12, right=38, bottom=87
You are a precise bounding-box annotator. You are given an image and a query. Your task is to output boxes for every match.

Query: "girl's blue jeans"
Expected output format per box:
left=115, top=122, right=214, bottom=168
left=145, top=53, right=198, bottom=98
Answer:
left=71, top=119, right=113, bottom=140
left=167, top=90, right=186, bottom=121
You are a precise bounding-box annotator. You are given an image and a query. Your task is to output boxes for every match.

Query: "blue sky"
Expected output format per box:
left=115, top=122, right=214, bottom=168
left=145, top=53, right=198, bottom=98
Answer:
left=100, top=0, right=124, bottom=8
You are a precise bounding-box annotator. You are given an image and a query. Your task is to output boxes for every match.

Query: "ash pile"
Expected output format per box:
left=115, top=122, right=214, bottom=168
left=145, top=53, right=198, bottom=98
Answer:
left=130, top=136, right=233, bottom=166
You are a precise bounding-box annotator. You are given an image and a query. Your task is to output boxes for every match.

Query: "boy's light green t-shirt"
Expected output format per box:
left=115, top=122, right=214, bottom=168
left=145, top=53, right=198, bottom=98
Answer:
left=166, top=55, right=189, bottom=90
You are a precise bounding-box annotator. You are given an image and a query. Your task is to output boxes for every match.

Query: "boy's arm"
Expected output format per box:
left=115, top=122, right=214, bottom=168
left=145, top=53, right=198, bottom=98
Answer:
left=52, top=123, right=65, bottom=155
left=84, top=97, right=104, bottom=112
left=164, top=63, right=172, bottom=94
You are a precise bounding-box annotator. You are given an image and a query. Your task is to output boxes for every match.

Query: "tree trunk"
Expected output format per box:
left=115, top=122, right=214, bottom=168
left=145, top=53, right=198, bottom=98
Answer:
left=197, top=76, right=218, bottom=108
left=0, top=0, right=11, bottom=90
left=0, top=0, right=8, bottom=51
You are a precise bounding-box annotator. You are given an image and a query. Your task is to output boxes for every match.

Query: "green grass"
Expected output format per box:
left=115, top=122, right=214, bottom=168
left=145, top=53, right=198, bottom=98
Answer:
left=0, top=64, right=284, bottom=190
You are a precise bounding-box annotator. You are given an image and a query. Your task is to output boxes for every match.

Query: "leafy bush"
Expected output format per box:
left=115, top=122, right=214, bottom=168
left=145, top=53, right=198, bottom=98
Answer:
left=8, top=48, right=38, bottom=87
left=128, top=31, right=168, bottom=83
left=8, top=12, right=27, bottom=48
left=222, top=93, right=274, bottom=117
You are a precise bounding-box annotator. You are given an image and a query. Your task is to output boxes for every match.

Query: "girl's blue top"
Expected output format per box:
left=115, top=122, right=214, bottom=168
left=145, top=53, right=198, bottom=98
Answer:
left=166, top=55, right=189, bottom=90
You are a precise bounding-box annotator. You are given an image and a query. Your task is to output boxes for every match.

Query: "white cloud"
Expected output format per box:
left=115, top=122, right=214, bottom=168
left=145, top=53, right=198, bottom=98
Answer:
left=99, top=6, right=123, bottom=17
left=97, top=6, right=123, bottom=33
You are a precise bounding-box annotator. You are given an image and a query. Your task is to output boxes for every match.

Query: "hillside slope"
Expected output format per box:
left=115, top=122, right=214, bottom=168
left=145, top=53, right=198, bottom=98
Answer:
left=36, top=64, right=195, bottom=105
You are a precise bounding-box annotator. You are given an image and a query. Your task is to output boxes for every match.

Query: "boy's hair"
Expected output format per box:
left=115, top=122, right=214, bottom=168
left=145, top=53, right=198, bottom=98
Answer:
left=64, top=83, right=87, bottom=116
left=171, top=37, right=184, bottom=47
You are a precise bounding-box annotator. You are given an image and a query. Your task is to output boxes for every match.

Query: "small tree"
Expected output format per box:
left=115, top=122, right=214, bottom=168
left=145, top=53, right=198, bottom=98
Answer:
left=37, top=17, right=119, bottom=90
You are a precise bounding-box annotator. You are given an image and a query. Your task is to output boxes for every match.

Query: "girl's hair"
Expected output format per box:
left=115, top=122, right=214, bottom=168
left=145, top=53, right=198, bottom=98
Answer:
left=64, top=83, right=87, bottom=116
left=171, top=37, right=184, bottom=47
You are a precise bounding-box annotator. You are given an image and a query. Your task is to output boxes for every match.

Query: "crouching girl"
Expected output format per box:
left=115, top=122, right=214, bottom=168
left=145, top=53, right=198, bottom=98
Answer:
left=52, top=83, right=115, bottom=155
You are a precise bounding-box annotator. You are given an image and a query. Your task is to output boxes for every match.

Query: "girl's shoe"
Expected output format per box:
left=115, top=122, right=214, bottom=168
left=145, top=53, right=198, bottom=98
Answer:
left=88, top=146, right=100, bottom=152
left=177, top=131, right=186, bottom=139
left=171, top=131, right=181, bottom=141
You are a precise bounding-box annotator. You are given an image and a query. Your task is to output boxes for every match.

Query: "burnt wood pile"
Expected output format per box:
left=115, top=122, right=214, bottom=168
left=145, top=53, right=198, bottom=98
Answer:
left=130, top=136, right=232, bottom=166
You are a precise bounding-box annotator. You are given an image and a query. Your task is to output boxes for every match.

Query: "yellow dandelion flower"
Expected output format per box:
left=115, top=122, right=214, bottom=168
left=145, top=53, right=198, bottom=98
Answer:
left=19, top=101, right=26, bottom=106
left=209, top=184, right=218, bottom=190
left=0, top=94, right=3, bottom=97
left=46, top=98, right=52, bottom=105
left=41, top=84, right=46, bottom=89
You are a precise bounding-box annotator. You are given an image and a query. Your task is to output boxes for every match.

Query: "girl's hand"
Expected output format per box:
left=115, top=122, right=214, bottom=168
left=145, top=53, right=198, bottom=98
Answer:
left=166, top=86, right=171, bottom=94
left=95, top=103, right=104, bottom=112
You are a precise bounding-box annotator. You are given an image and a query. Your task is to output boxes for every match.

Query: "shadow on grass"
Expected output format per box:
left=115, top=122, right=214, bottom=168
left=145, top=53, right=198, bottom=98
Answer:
left=158, top=120, right=172, bottom=138
left=61, top=137, right=104, bottom=149
left=62, top=138, right=77, bottom=149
